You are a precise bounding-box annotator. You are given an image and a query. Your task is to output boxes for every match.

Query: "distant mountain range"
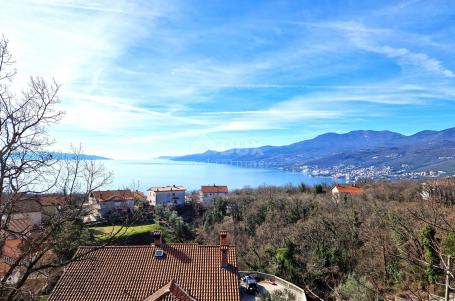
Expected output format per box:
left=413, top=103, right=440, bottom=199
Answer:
left=171, top=128, right=455, bottom=180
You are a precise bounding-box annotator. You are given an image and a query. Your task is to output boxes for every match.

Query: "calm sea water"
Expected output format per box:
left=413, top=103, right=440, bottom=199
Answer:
left=101, top=159, right=336, bottom=192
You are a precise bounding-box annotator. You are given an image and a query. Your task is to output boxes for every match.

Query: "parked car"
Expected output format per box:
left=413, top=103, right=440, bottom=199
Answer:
left=242, top=275, right=258, bottom=294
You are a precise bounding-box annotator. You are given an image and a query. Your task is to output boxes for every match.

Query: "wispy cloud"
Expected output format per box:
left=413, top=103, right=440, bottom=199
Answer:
left=331, top=21, right=455, bottom=78
left=2, top=0, right=455, bottom=159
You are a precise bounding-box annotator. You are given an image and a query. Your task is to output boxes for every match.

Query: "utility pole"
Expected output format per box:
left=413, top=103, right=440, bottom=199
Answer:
left=446, top=255, right=451, bottom=301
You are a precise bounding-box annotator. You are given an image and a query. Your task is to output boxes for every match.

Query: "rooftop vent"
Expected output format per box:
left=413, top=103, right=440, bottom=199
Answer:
left=154, top=249, right=165, bottom=258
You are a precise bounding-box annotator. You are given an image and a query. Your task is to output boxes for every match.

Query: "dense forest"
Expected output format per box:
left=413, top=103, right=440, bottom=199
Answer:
left=194, top=180, right=455, bottom=300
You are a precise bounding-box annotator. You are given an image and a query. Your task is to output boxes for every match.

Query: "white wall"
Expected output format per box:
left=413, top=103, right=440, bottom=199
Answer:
left=100, top=200, right=135, bottom=215
left=200, top=192, right=228, bottom=205
left=148, top=190, right=185, bottom=206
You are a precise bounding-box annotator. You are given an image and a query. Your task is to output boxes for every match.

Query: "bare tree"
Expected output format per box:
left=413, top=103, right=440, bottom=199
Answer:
left=0, top=36, right=123, bottom=300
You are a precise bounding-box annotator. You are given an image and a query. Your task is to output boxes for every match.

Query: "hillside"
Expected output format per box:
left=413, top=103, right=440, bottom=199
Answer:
left=199, top=181, right=455, bottom=300
left=172, top=128, right=455, bottom=180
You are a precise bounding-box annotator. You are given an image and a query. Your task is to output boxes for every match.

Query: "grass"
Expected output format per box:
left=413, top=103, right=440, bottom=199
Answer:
left=90, top=223, right=173, bottom=245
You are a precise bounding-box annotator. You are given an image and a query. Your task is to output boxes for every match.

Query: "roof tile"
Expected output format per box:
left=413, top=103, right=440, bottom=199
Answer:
left=201, top=186, right=228, bottom=193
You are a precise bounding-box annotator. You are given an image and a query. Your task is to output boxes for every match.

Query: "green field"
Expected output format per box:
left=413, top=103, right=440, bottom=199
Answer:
left=90, top=224, right=173, bottom=245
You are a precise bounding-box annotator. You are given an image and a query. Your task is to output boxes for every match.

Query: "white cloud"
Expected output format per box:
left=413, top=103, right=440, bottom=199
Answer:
left=331, top=21, right=455, bottom=78
left=379, top=46, right=455, bottom=77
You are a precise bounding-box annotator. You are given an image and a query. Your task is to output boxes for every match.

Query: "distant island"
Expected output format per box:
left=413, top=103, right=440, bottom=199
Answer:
left=12, top=152, right=112, bottom=161
left=50, top=152, right=112, bottom=160
left=170, top=127, right=455, bottom=181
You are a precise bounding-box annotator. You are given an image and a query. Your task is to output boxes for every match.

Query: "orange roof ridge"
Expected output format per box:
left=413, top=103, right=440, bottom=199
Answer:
left=143, top=280, right=196, bottom=301
left=201, top=185, right=228, bottom=193
left=334, top=184, right=364, bottom=193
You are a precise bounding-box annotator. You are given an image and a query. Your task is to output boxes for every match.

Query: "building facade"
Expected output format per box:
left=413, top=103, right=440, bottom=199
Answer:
left=147, top=185, right=186, bottom=206
left=90, top=190, right=137, bottom=217
left=199, top=185, right=228, bottom=205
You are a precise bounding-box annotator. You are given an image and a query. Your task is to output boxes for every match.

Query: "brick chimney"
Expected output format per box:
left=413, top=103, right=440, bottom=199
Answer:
left=220, top=231, right=229, bottom=268
left=219, top=231, right=228, bottom=246
left=152, top=230, right=163, bottom=247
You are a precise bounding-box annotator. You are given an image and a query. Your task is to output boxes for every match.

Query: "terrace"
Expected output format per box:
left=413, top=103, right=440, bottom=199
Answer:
left=239, top=271, right=307, bottom=301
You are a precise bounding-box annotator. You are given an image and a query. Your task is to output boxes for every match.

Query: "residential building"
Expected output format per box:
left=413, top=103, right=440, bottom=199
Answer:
left=1, top=199, right=42, bottom=232
left=0, top=239, right=26, bottom=284
left=147, top=185, right=186, bottom=206
left=199, top=185, right=228, bottom=205
left=26, top=194, right=101, bottom=224
left=332, top=184, right=364, bottom=203
left=90, top=190, right=137, bottom=217
left=0, top=202, right=41, bottom=284
left=79, top=194, right=102, bottom=223
left=1, top=238, right=52, bottom=288
left=48, top=231, right=240, bottom=301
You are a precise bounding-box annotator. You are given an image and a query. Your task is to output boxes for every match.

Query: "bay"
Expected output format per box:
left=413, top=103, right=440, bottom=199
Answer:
left=99, top=159, right=339, bottom=192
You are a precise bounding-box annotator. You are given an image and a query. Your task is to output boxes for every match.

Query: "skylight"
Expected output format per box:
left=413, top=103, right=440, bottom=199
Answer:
left=154, top=249, right=165, bottom=258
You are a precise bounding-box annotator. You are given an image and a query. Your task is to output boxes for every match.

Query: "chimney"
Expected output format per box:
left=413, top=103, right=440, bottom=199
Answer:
left=152, top=230, right=163, bottom=247
left=219, top=231, right=228, bottom=246
left=221, top=245, right=229, bottom=269
left=220, top=231, right=229, bottom=268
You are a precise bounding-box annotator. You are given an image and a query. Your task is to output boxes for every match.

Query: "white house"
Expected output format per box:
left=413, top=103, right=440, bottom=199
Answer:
left=90, top=190, right=138, bottom=217
left=147, top=185, right=186, bottom=206
left=331, top=184, right=364, bottom=203
left=199, top=185, right=228, bottom=205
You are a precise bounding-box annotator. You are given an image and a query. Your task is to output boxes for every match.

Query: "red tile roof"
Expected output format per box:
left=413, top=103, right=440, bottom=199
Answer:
left=6, top=194, right=70, bottom=213
left=334, top=184, right=364, bottom=194
left=201, top=185, right=228, bottom=193
left=1, top=239, right=47, bottom=280
left=1, top=239, right=23, bottom=259
left=91, top=190, right=137, bottom=202
left=6, top=218, right=34, bottom=233
left=1, top=240, right=24, bottom=278
left=32, top=194, right=67, bottom=205
left=49, top=240, right=240, bottom=300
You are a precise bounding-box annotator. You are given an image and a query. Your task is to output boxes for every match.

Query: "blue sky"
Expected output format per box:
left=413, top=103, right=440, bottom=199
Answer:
left=1, top=0, right=455, bottom=159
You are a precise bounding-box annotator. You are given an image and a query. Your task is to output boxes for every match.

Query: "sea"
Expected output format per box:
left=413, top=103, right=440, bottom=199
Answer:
left=101, top=159, right=338, bottom=192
